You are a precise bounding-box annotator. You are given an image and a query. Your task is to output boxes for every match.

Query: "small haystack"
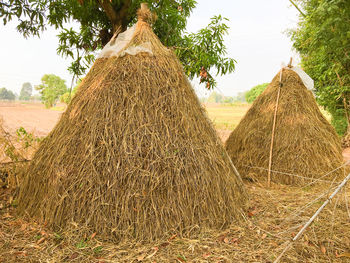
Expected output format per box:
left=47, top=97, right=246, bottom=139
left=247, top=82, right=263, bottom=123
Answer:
left=225, top=68, right=345, bottom=185
left=18, top=5, right=246, bottom=242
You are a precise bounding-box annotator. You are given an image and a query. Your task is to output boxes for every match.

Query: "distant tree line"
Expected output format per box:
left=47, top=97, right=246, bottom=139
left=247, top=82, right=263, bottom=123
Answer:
left=0, top=83, right=35, bottom=101
left=202, top=83, right=268, bottom=104
left=205, top=91, right=246, bottom=104
left=0, top=87, right=15, bottom=101
left=0, top=74, right=68, bottom=108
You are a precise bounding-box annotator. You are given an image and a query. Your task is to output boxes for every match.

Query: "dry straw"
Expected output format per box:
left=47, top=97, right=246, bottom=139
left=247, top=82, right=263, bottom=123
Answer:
left=17, top=5, right=246, bottom=242
left=225, top=69, right=345, bottom=185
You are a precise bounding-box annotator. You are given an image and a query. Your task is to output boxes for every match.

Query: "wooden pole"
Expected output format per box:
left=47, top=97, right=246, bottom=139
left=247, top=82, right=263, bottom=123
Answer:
left=267, top=69, right=283, bottom=187
left=273, top=172, right=350, bottom=263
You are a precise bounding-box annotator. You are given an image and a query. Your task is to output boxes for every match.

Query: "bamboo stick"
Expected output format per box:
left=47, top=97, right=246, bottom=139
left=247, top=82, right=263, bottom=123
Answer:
left=267, top=69, right=283, bottom=187
left=273, top=172, right=350, bottom=263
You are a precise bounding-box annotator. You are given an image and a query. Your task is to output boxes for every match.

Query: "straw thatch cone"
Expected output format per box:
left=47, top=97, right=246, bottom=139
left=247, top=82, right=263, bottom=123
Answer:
left=225, top=69, right=345, bottom=185
left=17, top=5, right=246, bottom=241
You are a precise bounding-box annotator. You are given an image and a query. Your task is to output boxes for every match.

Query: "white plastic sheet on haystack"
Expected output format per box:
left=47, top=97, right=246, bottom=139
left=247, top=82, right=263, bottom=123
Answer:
left=289, top=66, right=314, bottom=91
left=97, top=25, right=153, bottom=59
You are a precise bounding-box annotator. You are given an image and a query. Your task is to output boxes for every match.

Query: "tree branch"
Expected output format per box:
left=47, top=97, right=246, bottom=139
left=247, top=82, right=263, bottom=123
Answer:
left=289, top=0, right=306, bottom=17
left=98, top=0, right=119, bottom=32
left=98, top=0, right=132, bottom=33
left=118, top=0, right=132, bottom=30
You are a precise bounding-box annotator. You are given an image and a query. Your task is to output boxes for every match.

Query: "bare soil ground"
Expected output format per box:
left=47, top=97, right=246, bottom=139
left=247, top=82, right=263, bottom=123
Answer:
left=0, top=102, right=64, bottom=137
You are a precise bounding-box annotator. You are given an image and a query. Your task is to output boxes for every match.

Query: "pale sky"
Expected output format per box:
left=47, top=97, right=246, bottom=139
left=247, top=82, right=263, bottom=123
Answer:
left=0, top=0, right=300, bottom=97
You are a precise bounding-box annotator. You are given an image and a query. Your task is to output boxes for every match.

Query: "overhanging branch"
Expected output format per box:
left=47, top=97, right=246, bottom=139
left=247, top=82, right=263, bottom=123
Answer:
left=98, top=0, right=132, bottom=33
left=98, top=0, right=119, bottom=31
left=289, top=0, right=306, bottom=17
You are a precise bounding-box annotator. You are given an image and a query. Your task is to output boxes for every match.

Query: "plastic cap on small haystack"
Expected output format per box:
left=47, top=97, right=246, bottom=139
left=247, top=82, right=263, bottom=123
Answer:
left=290, top=67, right=314, bottom=91
left=283, top=58, right=314, bottom=91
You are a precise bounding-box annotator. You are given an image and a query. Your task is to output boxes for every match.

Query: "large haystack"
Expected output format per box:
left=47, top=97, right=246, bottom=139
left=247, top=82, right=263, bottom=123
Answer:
left=225, top=68, right=345, bottom=185
left=18, top=6, right=246, bottom=242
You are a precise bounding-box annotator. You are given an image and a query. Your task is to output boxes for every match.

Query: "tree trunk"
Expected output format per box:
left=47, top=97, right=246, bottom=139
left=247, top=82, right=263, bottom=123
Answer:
left=99, top=0, right=132, bottom=33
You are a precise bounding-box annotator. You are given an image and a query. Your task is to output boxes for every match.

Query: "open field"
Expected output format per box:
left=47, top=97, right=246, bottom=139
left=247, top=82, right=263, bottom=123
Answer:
left=0, top=101, right=249, bottom=141
left=0, top=101, right=248, bottom=141
left=204, top=103, right=250, bottom=131
left=0, top=101, right=339, bottom=146
left=204, top=103, right=250, bottom=142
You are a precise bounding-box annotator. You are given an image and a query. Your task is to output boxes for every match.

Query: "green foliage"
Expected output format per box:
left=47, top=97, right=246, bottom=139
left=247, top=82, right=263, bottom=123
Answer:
left=0, top=87, right=15, bottom=101
left=0, top=0, right=47, bottom=37
left=53, top=233, right=64, bottom=244
left=59, top=79, right=81, bottom=104
left=245, top=83, right=268, bottom=103
left=36, top=74, right=68, bottom=108
left=59, top=92, right=72, bottom=105
left=1, top=126, right=40, bottom=162
left=19, top=82, right=33, bottom=100
left=93, top=246, right=103, bottom=255
left=3, top=143, right=17, bottom=162
left=16, top=127, right=41, bottom=149
left=331, top=113, right=347, bottom=135
left=174, top=15, right=236, bottom=89
left=290, top=0, right=350, bottom=134
left=76, top=239, right=88, bottom=249
left=1, top=0, right=235, bottom=89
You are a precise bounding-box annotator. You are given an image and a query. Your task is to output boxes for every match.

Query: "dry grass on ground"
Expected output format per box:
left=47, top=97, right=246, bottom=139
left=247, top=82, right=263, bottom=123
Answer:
left=1, top=180, right=350, bottom=262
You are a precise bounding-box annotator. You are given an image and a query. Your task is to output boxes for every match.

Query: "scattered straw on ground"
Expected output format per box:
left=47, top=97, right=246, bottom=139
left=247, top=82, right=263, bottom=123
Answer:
left=2, top=182, right=350, bottom=262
